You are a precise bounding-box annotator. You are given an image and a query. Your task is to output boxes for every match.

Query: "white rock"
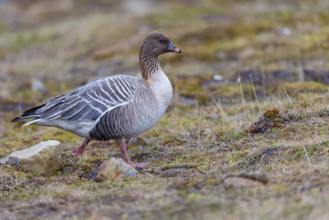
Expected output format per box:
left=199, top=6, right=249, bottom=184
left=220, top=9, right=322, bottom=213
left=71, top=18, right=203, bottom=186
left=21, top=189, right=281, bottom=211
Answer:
left=31, top=79, right=47, bottom=93
left=0, top=140, right=60, bottom=163
left=0, top=140, right=62, bottom=175
left=279, top=27, right=291, bottom=36
left=213, top=74, right=224, bottom=81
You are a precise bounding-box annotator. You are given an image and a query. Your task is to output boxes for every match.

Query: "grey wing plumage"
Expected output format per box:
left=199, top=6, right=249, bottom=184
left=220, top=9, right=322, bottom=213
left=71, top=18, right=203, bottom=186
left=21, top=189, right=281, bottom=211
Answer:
left=12, top=75, right=141, bottom=123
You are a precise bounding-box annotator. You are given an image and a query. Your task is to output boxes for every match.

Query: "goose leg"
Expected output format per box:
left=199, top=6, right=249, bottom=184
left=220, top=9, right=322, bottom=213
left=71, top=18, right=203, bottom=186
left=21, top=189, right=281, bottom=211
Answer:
left=119, top=142, right=148, bottom=169
left=72, top=138, right=91, bottom=156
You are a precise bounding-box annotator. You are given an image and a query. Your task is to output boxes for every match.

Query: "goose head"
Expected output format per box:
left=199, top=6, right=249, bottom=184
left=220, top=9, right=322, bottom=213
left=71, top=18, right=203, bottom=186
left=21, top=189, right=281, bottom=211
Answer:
left=140, top=32, right=181, bottom=57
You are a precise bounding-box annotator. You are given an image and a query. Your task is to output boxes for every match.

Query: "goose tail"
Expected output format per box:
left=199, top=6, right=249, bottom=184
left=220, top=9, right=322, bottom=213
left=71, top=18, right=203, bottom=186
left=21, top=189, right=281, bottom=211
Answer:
left=10, top=104, right=45, bottom=123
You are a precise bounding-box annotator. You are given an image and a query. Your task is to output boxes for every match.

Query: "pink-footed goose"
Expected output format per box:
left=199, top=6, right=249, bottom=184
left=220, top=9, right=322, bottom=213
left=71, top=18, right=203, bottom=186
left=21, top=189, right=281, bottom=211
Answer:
left=11, top=32, right=181, bottom=169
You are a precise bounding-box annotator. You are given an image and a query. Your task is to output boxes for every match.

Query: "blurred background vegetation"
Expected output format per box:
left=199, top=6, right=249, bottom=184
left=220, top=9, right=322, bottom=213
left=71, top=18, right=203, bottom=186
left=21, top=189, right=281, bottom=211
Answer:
left=2, top=0, right=329, bottom=219
left=1, top=0, right=329, bottom=107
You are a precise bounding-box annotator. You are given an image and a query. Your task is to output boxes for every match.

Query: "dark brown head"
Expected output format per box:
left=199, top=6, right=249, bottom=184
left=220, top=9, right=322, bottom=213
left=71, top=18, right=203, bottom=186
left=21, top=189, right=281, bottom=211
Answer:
left=140, top=32, right=181, bottom=58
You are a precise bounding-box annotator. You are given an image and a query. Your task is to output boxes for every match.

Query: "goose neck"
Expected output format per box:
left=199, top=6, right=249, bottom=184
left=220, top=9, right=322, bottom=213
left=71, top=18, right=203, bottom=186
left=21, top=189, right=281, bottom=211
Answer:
left=139, top=50, right=159, bottom=80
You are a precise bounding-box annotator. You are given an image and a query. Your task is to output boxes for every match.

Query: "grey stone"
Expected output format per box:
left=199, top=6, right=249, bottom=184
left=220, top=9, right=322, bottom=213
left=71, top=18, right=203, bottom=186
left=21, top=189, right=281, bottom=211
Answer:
left=224, top=177, right=264, bottom=188
left=96, top=158, right=137, bottom=182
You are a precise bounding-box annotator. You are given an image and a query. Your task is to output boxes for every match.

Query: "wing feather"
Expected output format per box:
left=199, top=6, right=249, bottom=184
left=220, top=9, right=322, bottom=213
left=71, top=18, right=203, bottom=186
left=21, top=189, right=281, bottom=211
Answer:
left=16, top=75, right=143, bottom=124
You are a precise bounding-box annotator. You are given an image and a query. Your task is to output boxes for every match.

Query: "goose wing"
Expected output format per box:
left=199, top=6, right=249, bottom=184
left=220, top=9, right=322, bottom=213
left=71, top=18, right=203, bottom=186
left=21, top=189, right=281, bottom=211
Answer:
left=13, top=75, right=142, bottom=123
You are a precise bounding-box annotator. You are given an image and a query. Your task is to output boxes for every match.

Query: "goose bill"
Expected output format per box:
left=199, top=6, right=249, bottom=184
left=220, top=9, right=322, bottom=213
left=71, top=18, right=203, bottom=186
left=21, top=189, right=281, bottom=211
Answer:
left=168, top=42, right=181, bottom=53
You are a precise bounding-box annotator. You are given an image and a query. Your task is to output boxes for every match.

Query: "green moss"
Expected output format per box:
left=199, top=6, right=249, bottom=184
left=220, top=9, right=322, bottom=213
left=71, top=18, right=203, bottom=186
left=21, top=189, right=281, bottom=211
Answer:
left=177, top=78, right=264, bottom=105
left=146, top=6, right=220, bottom=26
left=281, top=82, right=329, bottom=94
left=224, top=151, right=248, bottom=166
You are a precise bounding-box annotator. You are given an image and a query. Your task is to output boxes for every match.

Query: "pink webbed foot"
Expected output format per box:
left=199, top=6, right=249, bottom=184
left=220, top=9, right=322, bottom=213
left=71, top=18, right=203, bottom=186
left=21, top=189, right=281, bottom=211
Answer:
left=72, top=147, right=84, bottom=156
left=119, top=141, right=148, bottom=170
left=72, top=138, right=91, bottom=157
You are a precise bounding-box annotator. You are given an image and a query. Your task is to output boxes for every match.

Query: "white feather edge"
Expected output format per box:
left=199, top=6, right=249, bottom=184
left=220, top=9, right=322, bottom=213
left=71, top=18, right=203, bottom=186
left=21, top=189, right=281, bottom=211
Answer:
left=22, top=119, right=40, bottom=127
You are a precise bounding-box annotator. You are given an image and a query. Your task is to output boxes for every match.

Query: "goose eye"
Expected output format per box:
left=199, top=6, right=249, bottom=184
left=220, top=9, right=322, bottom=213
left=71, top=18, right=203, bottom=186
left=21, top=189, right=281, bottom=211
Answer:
left=159, top=39, right=167, bottom=44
